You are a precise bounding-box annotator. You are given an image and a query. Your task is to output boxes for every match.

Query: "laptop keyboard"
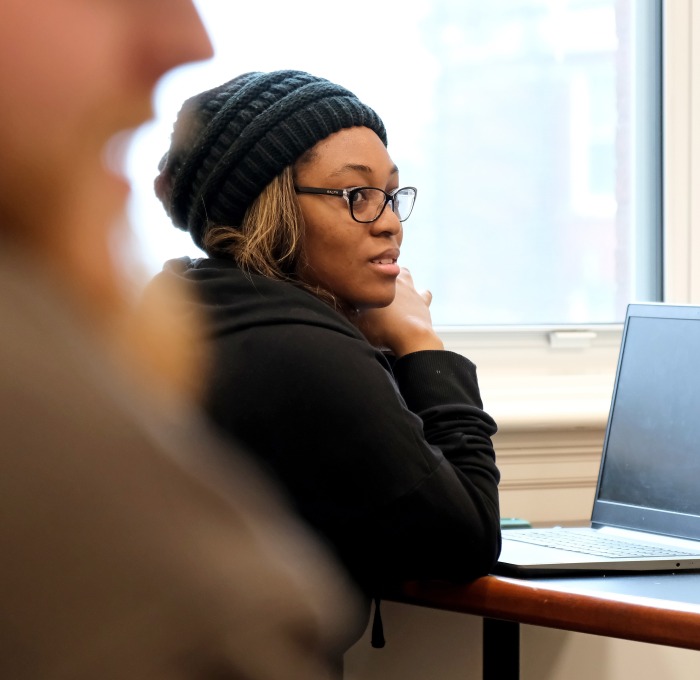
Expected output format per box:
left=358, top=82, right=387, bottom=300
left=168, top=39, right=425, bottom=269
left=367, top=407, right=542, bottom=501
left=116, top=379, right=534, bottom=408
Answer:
left=505, top=529, right=699, bottom=558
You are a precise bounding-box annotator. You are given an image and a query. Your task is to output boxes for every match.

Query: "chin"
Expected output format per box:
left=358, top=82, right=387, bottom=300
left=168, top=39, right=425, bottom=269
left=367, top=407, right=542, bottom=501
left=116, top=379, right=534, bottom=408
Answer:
left=356, top=296, right=396, bottom=311
left=344, top=284, right=397, bottom=311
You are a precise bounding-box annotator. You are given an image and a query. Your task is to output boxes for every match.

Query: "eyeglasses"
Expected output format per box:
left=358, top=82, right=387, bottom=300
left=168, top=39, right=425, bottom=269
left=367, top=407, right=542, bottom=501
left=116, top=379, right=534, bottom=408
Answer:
left=294, top=185, right=417, bottom=224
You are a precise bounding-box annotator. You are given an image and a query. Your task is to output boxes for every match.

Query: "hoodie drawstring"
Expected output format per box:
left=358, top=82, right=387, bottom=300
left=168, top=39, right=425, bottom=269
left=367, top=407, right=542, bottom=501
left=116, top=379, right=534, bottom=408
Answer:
left=370, top=597, right=385, bottom=648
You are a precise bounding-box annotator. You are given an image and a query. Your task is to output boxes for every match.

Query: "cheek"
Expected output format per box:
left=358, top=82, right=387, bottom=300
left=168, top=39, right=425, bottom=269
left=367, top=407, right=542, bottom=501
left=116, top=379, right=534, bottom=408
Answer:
left=0, top=2, right=158, bottom=142
left=300, top=217, right=358, bottom=280
left=1, top=3, right=103, bottom=97
left=305, top=224, right=358, bottom=266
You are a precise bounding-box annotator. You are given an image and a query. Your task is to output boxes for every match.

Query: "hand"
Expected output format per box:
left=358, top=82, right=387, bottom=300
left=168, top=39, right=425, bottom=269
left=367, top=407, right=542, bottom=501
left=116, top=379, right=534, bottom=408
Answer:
left=355, top=267, right=445, bottom=357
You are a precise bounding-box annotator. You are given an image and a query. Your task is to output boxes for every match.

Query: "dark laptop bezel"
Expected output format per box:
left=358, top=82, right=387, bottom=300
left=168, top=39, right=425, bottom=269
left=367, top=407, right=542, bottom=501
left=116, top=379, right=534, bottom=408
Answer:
left=590, top=302, right=700, bottom=541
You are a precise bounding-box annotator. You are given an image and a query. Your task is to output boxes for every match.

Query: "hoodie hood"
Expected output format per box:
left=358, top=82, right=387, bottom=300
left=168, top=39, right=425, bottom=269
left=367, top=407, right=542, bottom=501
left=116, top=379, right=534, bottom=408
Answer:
left=156, top=256, right=365, bottom=343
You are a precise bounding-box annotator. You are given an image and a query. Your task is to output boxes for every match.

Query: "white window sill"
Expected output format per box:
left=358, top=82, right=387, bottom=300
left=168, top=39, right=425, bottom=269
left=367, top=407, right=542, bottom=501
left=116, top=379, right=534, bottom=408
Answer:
left=481, top=372, right=614, bottom=432
left=438, top=324, right=620, bottom=432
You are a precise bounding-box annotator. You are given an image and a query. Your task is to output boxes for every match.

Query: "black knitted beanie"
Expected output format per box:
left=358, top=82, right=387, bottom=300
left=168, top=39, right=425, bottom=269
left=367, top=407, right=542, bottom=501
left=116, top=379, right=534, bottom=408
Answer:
left=154, top=70, right=388, bottom=250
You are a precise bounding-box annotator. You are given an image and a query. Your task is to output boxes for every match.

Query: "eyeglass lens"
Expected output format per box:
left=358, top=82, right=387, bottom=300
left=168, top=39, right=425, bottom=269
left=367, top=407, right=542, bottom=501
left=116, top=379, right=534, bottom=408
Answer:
left=350, top=187, right=416, bottom=222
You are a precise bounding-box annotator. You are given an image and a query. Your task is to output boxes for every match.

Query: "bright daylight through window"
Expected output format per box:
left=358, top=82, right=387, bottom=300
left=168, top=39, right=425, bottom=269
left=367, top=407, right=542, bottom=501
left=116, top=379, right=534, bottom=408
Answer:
left=126, top=0, right=662, bottom=327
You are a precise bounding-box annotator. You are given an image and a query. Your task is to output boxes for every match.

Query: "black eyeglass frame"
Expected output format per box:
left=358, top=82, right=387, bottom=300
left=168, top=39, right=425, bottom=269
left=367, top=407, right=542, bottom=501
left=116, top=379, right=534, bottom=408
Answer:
left=294, top=185, right=417, bottom=223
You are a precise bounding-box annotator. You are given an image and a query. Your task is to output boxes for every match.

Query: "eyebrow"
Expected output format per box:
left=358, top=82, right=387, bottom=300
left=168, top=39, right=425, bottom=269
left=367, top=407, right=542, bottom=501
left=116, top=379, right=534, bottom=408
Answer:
left=328, top=163, right=399, bottom=178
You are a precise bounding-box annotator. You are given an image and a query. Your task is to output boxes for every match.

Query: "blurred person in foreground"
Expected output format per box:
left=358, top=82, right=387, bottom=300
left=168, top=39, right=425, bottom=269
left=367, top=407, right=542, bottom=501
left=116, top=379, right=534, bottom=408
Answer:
left=0, top=1, right=360, bottom=678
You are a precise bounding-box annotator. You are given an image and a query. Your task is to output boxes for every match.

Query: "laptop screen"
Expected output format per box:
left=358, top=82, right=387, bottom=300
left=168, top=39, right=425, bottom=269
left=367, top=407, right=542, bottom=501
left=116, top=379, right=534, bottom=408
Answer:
left=592, top=304, right=700, bottom=538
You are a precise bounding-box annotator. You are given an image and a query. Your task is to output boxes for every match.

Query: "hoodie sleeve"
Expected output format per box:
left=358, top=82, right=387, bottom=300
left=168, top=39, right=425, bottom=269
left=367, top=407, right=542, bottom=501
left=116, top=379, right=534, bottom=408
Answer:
left=205, top=318, right=501, bottom=591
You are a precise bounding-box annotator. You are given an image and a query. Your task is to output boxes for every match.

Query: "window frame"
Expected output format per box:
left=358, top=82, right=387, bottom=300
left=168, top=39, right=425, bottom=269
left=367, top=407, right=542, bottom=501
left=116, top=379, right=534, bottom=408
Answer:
left=664, top=0, right=700, bottom=304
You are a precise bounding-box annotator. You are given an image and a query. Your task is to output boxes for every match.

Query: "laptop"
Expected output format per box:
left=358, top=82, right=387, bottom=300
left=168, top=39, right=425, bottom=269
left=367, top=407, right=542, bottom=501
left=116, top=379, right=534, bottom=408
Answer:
left=496, top=303, right=700, bottom=576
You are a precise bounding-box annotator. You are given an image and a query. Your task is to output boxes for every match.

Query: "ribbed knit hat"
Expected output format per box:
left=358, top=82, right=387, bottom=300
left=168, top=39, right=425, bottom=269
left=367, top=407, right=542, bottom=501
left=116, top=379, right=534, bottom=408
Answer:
left=154, top=70, right=388, bottom=250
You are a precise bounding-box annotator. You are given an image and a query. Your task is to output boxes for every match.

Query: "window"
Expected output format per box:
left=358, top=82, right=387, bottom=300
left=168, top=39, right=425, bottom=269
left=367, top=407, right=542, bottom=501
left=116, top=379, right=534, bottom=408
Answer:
left=125, top=0, right=673, bottom=429
left=127, top=0, right=662, bottom=327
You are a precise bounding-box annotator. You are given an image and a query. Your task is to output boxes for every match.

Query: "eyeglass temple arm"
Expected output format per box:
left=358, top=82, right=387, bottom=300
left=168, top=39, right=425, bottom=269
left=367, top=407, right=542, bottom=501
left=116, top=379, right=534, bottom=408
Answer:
left=294, top=186, right=346, bottom=197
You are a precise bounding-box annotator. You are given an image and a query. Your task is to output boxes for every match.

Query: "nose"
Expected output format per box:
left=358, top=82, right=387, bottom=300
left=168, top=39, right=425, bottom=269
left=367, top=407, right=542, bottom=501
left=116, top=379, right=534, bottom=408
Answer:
left=370, top=202, right=402, bottom=237
left=140, top=0, right=214, bottom=78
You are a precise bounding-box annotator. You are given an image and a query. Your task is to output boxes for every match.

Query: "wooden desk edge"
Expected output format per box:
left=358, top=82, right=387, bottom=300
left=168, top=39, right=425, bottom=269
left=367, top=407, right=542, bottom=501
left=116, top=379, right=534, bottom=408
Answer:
left=384, top=575, right=700, bottom=651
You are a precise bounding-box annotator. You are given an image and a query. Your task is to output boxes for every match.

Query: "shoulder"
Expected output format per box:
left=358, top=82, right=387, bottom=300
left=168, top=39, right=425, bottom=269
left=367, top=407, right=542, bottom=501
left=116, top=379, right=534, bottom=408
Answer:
left=167, top=259, right=367, bottom=341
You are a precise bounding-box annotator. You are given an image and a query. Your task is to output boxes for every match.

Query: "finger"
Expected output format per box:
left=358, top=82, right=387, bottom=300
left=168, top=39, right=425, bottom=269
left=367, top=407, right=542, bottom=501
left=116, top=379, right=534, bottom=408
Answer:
left=422, top=289, right=433, bottom=306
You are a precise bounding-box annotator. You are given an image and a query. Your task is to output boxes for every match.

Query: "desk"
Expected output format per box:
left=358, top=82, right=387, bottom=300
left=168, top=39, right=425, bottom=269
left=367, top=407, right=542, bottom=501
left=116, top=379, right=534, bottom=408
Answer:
left=385, top=572, right=700, bottom=679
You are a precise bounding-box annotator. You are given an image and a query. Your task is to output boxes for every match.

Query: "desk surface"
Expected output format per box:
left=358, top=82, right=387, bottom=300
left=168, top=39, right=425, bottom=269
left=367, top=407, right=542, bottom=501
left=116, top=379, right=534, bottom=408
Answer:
left=386, top=572, right=700, bottom=650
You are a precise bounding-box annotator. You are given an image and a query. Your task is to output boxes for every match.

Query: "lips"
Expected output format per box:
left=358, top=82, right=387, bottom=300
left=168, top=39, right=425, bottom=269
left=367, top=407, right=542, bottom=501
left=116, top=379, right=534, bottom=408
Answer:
left=368, top=249, right=401, bottom=280
left=370, top=249, right=400, bottom=265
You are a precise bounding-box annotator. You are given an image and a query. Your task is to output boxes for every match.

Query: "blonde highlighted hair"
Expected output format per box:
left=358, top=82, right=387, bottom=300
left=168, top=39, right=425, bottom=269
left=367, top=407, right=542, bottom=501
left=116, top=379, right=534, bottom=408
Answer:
left=203, top=165, right=301, bottom=278
left=202, top=162, right=340, bottom=309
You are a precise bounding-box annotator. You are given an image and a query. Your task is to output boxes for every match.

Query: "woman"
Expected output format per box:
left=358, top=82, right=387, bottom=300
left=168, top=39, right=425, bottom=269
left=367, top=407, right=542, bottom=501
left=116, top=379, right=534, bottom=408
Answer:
left=154, top=69, right=501, bottom=626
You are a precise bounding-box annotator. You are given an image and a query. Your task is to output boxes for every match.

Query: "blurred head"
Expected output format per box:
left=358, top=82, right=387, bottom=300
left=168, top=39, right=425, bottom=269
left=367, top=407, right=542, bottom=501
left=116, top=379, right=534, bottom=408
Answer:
left=0, top=0, right=212, bottom=304
left=0, top=0, right=213, bottom=399
left=156, top=71, right=413, bottom=309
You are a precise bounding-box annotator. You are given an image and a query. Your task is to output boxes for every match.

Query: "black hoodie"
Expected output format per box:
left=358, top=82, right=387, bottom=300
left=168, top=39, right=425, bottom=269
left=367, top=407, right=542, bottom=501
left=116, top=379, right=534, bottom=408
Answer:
left=157, top=256, right=501, bottom=594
